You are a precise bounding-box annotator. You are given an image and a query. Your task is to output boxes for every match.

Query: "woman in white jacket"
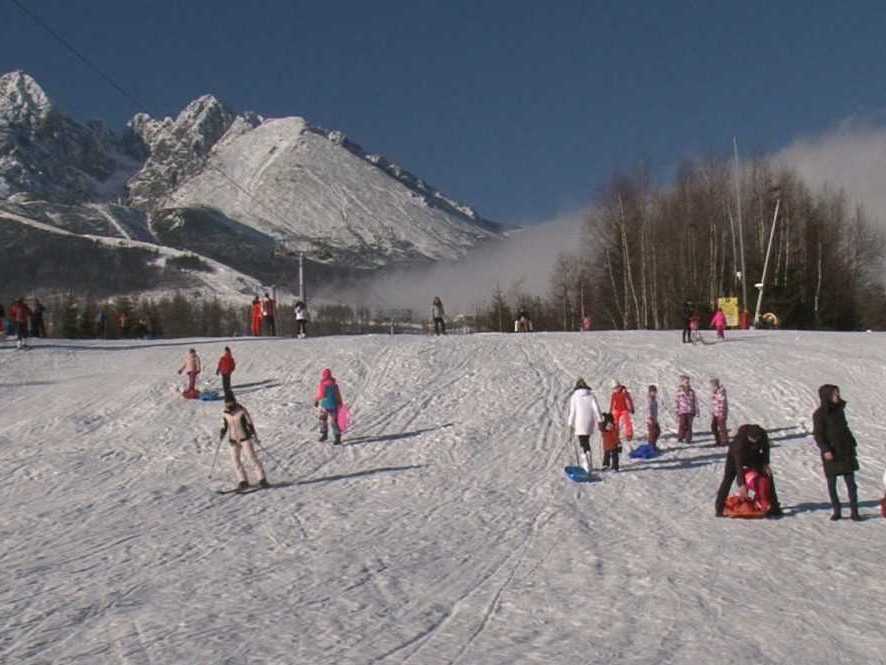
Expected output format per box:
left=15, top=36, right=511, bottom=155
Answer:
left=568, top=378, right=603, bottom=473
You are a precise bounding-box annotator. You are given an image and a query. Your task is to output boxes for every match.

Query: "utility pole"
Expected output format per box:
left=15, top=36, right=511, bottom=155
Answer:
left=298, top=252, right=305, bottom=302
left=734, top=137, right=748, bottom=316
left=753, top=196, right=781, bottom=326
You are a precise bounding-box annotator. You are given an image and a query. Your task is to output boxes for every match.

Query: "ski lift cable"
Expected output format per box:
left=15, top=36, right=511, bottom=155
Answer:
left=9, top=0, right=310, bottom=248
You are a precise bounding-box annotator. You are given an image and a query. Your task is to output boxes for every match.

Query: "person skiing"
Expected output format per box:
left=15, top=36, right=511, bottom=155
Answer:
left=675, top=375, right=697, bottom=443
left=600, top=413, right=621, bottom=471
left=314, top=368, right=344, bottom=444
left=432, top=296, right=446, bottom=336
left=261, top=292, right=276, bottom=336
left=250, top=296, right=262, bottom=336
left=813, top=384, right=861, bottom=521
left=178, top=348, right=202, bottom=398
left=710, top=378, right=729, bottom=446
left=609, top=381, right=635, bottom=447
left=715, top=424, right=783, bottom=518
left=216, top=346, right=236, bottom=401
left=9, top=298, right=32, bottom=349
left=710, top=307, right=727, bottom=340
left=294, top=300, right=308, bottom=338
left=219, top=398, right=269, bottom=490
left=567, top=378, right=603, bottom=474
left=29, top=298, right=46, bottom=338
left=646, top=385, right=661, bottom=450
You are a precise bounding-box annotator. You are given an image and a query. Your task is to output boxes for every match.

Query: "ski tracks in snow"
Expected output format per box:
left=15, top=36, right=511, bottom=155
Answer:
left=2, top=332, right=885, bottom=664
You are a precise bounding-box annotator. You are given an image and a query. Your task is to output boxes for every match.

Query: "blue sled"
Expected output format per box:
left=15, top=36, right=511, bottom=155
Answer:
left=564, top=466, right=596, bottom=483
left=199, top=390, right=223, bottom=401
left=629, top=443, right=660, bottom=460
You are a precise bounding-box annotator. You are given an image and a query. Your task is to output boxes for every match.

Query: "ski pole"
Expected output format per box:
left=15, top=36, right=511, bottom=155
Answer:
left=253, top=437, right=281, bottom=471
left=208, top=436, right=223, bottom=479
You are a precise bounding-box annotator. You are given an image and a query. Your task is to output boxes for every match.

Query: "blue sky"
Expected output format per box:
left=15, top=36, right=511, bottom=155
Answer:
left=3, top=1, right=886, bottom=222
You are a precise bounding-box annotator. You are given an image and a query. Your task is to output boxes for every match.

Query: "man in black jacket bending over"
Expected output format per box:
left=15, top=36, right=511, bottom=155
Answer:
left=715, top=424, right=783, bottom=517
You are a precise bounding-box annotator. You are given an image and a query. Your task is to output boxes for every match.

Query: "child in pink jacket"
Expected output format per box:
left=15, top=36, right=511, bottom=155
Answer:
left=178, top=348, right=202, bottom=397
left=711, top=308, right=727, bottom=339
left=710, top=378, right=729, bottom=445
left=676, top=375, right=697, bottom=443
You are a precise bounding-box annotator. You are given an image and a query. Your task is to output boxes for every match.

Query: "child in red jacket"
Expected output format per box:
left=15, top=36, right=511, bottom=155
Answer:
left=600, top=412, right=621, bottom=472
left=610, top=381, right=635, bottom=449
left=216, top=346, right=236, bottom=400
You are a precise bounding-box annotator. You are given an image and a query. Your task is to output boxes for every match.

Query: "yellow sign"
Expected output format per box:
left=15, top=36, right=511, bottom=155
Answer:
left=718, top=297, right=739, bottom=327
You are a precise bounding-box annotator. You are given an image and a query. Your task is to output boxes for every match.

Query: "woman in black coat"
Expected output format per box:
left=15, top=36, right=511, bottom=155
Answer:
left=813, top=384, right=861, bottom=521
left=715, top=424, right=782, bottom=517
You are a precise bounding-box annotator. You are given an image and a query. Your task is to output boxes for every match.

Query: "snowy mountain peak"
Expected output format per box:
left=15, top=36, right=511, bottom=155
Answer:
left=0, top=70, right=54, bottom=128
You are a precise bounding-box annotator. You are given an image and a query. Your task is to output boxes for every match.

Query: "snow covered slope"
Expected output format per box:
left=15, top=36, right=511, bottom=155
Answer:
left=2, top=331, right=883, bottom=664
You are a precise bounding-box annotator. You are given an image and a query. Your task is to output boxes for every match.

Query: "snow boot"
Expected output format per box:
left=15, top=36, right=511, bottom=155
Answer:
left=333, top=434, right=342, bottom=446
left=259, top=478, right=270, bottom=489
left=318, top=433, right=328, bottom=442
left=583, top=451, right=593, bottom=474
left=237, top=480, right=249, bottom=491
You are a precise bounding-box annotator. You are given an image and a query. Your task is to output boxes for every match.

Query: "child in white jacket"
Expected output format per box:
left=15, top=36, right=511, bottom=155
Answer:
left=568, top=378, right=603, bottom=473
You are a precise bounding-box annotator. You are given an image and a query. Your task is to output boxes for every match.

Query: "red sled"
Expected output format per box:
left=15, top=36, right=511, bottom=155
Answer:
left=880, top=497, right=886, bottom=519
left=182, top=388, right=201, bottom=399
left=723, top=470, right=773, bottom=519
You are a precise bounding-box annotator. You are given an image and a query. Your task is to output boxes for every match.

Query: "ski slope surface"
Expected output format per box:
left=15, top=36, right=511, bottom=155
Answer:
left=2, top=331, right=884, bottom=664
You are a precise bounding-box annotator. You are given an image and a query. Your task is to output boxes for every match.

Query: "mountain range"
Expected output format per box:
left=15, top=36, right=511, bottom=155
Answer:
left=0, top=71, right=502, bottom=301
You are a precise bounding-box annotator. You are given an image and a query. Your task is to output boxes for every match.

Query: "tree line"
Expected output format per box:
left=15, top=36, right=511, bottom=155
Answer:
left=477, top=159, right=886, bottom=331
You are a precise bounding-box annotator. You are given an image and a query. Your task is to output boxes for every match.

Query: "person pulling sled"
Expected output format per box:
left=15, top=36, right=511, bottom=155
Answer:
left=220, top=398, right=269, bottom=490
left=567, top=378, right=603, bottom=474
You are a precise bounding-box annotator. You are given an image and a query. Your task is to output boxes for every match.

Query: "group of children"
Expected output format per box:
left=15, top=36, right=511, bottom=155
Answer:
left=177, top=345, right=345, bottom=490
left=568, top=375, right=730, bottom=474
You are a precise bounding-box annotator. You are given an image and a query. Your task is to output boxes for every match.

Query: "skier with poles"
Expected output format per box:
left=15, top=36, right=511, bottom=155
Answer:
left=567, top=378, right=603, bottom=474
left=218, top=398, right=270, bottom=491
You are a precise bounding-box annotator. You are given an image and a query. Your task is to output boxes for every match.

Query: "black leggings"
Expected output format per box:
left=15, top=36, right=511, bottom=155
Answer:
left=578, top=435, right=591, bottom=452
left=827, top=473, right=858, bottom=513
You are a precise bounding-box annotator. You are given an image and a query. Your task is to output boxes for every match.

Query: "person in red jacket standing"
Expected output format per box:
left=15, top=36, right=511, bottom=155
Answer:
left=10, top=298, right=32, bottom=349
left=610, top=380, right=635, bottom=446
left=261, top=292, right=276, bottom=336
left=250, top=296, right=262, bottom=336
left=216, top=346, right=236, bottom=400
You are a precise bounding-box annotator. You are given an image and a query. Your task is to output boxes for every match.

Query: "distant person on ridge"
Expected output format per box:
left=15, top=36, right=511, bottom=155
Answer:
left=29, top=298, right=46, bottom=338
left=514, top=309, right=533, bottom=333
left=314, top=368, right=344, bottom=445
left=567, top=377, right=603, bottom=474
left=216, top=346, right=236, bottom=401
left=262, top=292, right=276, bottom=336
left=711, top=307, right=727, bottom=340
left=294, top=300, right=308, bottom=338
left=10, top=298, right=32, bottom=349
left=178, top=348, right=202, bottom=398
left=250, top=296, right=262, bottom=336
left=813, top=384, right=861, bottom=521
left=681, top=301, right=693, bottom=343
left=220, top=398, right=269, bottom=491
left=432, top=296, right=446, bottom=335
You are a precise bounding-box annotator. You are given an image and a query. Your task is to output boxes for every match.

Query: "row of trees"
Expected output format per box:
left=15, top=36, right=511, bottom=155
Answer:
left=477, top=159, right=886, bottom=331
